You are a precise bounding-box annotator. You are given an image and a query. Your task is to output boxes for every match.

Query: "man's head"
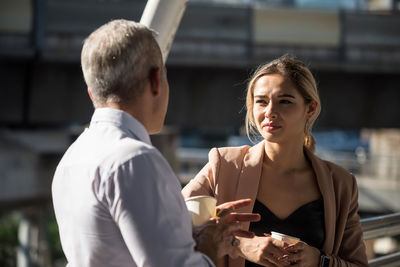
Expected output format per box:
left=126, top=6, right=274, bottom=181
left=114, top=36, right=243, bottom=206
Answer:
left=81, top=19, right=162, bottom=107
left=81, top=19, right=169, bottom=134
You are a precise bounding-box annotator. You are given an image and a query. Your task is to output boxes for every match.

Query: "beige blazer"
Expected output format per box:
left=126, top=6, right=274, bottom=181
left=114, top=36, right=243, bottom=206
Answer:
left=182, top=141, right=369, bottom=267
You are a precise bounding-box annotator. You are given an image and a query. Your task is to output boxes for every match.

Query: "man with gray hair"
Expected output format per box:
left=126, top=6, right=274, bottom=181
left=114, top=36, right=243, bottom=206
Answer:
left=52, top=19, right=259, bottom=267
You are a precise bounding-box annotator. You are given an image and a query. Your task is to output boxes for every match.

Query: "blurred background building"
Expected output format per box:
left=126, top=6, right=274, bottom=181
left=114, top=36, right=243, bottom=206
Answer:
left=0, top=0, right=399, bottom=266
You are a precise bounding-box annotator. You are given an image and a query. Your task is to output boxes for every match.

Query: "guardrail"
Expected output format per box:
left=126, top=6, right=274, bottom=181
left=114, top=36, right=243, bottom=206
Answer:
left=361, top=212, right=400, bottom=266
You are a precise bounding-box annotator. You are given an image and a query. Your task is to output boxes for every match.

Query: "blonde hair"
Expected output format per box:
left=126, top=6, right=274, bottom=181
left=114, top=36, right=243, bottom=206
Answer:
left=245, top=55, right=321, bottom=152
left=81, top=19, right=161, bottom=107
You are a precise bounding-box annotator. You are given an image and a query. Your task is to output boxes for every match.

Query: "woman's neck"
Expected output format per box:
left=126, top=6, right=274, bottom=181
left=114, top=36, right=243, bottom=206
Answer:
left=263, top=140, right=308, bottom=172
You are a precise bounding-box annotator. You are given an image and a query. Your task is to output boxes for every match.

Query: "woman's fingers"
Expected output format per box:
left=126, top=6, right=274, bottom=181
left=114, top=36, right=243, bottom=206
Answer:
left=270, top=238, right=289, bottom=253
left=284, top=241, right=305, bottom=253
left=259, top=238, right=290, bottom=266
left=280, top=253, right=302, bottom=266
left=282, top=242, right=321, bottom=267
left=261, top=253, right=290, bottom=267
left=267, top=244, right=288, bottom=261
left=282, top=242, right=305, bottom=263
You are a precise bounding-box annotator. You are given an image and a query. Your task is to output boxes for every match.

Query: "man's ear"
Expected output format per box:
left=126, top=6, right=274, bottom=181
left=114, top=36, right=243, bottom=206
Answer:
left=149, top=67, right=161, bottom=96
left=307, top=100, right=317, bottom=118
left=87, top=88, right=94, bottom=101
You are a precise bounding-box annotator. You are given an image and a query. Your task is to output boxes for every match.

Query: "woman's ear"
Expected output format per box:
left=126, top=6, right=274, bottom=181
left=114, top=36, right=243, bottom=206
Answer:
left=306, top=100, right=317, bottom=119
left=149, top=67, right=161, bottom=96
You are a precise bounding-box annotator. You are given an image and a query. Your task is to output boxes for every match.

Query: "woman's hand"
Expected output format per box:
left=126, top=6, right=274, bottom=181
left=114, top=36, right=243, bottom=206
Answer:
left=235, top=235, right=291, bottom=266
left=282, top=241, right=321, bottom=267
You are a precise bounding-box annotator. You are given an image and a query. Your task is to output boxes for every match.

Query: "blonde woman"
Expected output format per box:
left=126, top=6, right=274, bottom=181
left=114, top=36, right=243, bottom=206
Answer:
left=182, top=55, right=368, bottom=267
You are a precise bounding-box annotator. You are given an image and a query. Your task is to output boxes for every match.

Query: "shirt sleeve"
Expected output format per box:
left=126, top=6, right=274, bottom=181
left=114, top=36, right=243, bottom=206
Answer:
left=103, top=149, right=215, bottom=267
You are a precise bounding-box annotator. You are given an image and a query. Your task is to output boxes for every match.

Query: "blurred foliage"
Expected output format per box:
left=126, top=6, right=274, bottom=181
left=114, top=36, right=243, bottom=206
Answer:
left=0, top=209, right=66, bottom=266
left=0, top=212, right=20, bottom=267
left=48, top=211, right=65, bottom=262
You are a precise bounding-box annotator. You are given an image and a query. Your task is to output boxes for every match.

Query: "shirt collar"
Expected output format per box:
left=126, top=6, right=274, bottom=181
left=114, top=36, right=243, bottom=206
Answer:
left=90, top=108, right=152, bottom=146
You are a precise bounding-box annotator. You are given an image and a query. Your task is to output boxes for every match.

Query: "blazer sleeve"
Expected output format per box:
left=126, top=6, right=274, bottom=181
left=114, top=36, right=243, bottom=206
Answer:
left=182, top=148, right=220, bottom=199
left=330, top=175, right=369, bottom=267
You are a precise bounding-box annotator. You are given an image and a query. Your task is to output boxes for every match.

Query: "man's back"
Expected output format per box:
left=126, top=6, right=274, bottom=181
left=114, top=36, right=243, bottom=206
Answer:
left=52, top=108, right=210, bottom=267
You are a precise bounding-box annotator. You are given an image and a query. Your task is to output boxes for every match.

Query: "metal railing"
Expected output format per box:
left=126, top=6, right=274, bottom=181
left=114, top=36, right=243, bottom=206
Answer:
left=361, top=212, right=400, bottom=267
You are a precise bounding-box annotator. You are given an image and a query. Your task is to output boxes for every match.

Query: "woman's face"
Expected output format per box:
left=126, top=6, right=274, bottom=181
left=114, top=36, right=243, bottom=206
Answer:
left=252, top=74, right=311, bottom=145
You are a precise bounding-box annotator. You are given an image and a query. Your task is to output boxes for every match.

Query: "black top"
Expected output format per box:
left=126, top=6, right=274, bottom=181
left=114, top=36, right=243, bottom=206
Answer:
left=245, top=198, right=325, bottom=267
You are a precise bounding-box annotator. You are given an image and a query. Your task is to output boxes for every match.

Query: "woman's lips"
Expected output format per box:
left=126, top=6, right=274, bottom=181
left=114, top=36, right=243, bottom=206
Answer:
left=262, top=122, right=281, bottom=131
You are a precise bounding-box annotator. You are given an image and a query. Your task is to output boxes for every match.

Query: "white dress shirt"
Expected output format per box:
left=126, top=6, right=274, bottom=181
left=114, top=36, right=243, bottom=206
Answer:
left=52, top=108, right=214, bottom=267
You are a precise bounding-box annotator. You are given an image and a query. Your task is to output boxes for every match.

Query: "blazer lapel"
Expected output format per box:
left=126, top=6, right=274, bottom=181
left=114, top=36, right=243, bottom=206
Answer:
left=235, top=141, right=265, bottom=215
left=305, top=148, right=335, bottom=253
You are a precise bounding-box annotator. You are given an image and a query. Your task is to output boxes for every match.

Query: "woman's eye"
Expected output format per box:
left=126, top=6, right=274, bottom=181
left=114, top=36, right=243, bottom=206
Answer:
left=255, top=99, right=267, bottom=104
left=280, top=99, right=292, bottom=104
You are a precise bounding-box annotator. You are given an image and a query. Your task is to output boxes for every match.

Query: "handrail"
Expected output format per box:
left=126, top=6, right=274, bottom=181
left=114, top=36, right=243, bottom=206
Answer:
left=368, top=252, right=400, bottom=267
left=361, top=212, right=400, bottom=240
left=360, top=212, right=400, bottom=267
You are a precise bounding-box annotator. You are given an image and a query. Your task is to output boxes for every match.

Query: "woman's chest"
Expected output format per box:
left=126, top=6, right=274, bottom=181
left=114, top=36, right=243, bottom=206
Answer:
left=256, top=170, right=321, bottom=220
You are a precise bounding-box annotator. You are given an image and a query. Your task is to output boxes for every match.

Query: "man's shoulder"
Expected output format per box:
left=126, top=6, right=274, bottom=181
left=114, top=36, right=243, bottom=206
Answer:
left=60, top=130, right=159, bottom=173
left=115, top=136, right=155, bottom=154
left=101, top=136, right=160, bottom=168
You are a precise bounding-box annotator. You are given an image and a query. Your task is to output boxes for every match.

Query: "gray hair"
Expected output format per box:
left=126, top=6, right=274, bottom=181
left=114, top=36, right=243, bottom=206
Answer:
left=81, top=19, right=161, bottom=107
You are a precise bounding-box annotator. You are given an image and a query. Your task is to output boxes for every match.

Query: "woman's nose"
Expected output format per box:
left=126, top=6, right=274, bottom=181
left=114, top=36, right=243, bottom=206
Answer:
left=264, top=103, right=277, bottom=119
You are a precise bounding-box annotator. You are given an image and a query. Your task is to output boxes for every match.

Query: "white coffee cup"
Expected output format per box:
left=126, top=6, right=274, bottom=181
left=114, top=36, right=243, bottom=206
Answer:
left=271, top=231, right=300, bottom=244
left=185, top=195, right=217, bottom=226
